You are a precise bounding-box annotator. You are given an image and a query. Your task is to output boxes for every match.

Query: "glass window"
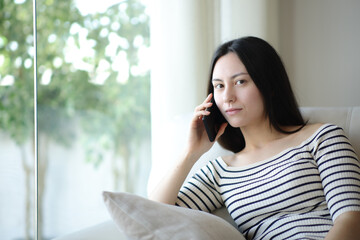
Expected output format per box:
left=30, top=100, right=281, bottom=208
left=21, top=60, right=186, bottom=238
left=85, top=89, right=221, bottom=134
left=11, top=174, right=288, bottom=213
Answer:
left=1, top=0, right=151, bottom=239
left=0, top=0, right=35, bottom=239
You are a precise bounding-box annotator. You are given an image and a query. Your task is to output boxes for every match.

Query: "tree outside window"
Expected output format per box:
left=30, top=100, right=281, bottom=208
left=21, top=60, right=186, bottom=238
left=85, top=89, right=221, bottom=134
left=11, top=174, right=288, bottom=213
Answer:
left=0, top=0, right=151, bottom=239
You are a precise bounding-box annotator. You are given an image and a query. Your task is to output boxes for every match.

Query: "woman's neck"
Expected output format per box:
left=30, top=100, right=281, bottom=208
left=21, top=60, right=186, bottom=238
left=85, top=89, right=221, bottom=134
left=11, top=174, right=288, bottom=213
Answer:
left=240, top=120, right=288, bottom=153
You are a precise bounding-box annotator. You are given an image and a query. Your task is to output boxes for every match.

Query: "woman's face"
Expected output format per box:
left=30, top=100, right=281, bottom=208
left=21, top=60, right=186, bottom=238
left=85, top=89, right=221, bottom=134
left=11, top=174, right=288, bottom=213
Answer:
left=212, top=52, right=266, bottom=128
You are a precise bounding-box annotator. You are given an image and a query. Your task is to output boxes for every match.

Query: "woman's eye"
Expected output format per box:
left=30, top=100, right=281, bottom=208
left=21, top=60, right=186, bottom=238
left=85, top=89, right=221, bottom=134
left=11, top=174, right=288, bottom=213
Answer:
left=236, top=80, right=246, bottom=85
left=214, top=84, right=223, bottom=89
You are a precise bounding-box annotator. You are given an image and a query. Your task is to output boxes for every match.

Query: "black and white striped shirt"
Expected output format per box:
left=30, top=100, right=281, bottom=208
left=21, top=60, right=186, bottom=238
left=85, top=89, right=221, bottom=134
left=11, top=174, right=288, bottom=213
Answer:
left=176, top=124, right=360, bottom=240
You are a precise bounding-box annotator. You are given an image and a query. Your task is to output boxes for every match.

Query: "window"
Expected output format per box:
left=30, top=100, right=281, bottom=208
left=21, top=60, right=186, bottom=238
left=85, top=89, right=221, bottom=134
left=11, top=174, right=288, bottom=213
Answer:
left=0, top=0, right=151, bottom=239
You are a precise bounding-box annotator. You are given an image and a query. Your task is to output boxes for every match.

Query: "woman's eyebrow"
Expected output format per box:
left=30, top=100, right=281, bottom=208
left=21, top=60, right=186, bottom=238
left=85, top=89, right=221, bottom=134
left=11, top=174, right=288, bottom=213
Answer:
left=212, top=72, right=248, bottom=82
left=231, top=72, right=248, bottom=79
left=212, top=78, right=223, bottom=82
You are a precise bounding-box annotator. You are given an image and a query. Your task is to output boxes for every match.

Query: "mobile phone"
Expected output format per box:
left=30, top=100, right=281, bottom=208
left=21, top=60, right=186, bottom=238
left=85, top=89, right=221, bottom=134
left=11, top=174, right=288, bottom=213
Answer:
left=202, top=97, right=227, bottom=142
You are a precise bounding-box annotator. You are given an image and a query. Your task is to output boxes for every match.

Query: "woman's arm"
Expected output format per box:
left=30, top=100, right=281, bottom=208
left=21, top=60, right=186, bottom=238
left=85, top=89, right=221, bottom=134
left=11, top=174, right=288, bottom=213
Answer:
left=314, top=125, right=360, bottom=238
left=148, top=151, right=201, bottom=205
left=325, top=211, right=360, bottom=240
left=149, top=94, right=227, bottom=204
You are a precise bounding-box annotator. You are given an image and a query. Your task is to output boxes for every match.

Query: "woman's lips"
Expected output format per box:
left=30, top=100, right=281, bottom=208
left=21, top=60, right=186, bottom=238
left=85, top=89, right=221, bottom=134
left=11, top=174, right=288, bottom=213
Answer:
left=225, top=108, right=243, bottom=116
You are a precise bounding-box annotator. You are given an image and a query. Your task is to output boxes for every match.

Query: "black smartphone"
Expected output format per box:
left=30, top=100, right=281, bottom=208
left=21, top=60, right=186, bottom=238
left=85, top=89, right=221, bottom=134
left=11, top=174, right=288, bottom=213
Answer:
left=202, top=97, right=227, bottom=142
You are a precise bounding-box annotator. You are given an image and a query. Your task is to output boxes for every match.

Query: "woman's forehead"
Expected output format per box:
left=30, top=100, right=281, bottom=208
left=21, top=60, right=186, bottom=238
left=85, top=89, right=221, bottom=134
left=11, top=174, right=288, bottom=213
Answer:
left=212, top=53, right=247, bottom=78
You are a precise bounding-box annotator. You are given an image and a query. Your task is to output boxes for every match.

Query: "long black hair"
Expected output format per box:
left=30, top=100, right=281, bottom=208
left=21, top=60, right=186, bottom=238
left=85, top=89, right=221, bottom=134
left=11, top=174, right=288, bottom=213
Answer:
left=208, top=36, right=306, bottom=153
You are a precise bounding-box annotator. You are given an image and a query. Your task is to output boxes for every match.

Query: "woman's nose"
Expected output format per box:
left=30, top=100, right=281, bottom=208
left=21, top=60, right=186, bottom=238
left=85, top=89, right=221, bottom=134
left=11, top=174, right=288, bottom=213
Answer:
left=223, top=87, right=236, bottom=103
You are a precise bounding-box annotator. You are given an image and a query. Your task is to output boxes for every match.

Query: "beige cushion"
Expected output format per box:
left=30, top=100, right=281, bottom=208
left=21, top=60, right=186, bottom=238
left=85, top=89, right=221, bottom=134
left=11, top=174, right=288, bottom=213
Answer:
left=103, top=191, right=245, bottom=240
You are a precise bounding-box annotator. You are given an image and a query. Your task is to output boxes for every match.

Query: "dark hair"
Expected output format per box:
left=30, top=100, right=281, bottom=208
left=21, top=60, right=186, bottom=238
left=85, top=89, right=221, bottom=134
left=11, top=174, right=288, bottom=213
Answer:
left=208, top=36, right=306, bottom=153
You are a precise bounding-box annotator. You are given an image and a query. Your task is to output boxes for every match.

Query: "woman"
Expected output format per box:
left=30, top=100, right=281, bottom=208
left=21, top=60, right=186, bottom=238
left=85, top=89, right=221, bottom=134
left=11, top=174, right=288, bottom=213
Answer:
left=150, top=37, right=360, bottom=239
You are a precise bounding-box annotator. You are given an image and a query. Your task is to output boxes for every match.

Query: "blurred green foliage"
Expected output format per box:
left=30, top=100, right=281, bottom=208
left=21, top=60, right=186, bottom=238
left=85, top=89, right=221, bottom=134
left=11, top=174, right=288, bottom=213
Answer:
left=0, top=0, right=150, bottom=160
left=0, top=0, right=35, bottom=144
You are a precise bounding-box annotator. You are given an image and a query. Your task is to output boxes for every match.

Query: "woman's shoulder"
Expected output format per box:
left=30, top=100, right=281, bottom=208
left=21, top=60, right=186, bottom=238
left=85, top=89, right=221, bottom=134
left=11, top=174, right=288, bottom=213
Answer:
left=301, top=122, right=344, bottom=138
left=295, top=122, right=333, bottom=144
left=274, top=123, right=327, bottom=150
left=297, top=123, right=351, bottom=151
left=299, top=122, right=325, bottom=137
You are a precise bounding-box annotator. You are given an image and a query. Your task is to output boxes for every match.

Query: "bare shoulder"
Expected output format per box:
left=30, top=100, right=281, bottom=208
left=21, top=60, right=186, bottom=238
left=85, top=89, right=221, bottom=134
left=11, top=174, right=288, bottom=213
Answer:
left=302, top=122, right=325, bottom=134
left=278, top=123, right=326, bottom=150
left=296, top=122, right=325, bottom=141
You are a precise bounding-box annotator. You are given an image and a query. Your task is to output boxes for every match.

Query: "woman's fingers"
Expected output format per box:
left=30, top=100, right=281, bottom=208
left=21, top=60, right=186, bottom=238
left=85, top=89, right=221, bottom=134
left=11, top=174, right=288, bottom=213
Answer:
left=205, top=92, right=213, bottom=102
left=194, top=93, right=213, bottom=119
left=195, top=93, right=213, bottom=110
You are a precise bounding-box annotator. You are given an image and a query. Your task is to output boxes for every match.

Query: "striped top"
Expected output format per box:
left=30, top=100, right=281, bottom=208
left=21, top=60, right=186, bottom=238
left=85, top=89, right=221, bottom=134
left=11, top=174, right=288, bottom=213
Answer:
left=176, top=124, right=360, bottom=240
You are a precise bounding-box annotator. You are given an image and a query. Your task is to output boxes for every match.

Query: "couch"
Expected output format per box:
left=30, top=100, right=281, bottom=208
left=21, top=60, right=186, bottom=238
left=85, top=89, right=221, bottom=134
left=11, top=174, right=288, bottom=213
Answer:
left=53, top=106, right=360, bottom=240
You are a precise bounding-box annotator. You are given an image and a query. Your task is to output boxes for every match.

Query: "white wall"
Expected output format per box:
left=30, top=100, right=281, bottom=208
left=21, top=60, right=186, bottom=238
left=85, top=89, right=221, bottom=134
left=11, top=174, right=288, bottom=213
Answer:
left=220, top=0, right=279, bottom=49
left=278, top=0, right=360, bottom=107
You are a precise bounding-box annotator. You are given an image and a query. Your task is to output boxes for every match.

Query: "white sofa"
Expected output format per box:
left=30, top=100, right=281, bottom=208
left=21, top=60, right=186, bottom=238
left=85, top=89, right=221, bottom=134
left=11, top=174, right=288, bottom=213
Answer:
left=54, top=106, right=360, bottom=240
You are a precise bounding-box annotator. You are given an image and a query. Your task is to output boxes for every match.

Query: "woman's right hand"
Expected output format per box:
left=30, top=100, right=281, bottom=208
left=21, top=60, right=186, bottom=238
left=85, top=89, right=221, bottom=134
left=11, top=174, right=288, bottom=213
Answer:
left=184, top=93, right=228, bottom=160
